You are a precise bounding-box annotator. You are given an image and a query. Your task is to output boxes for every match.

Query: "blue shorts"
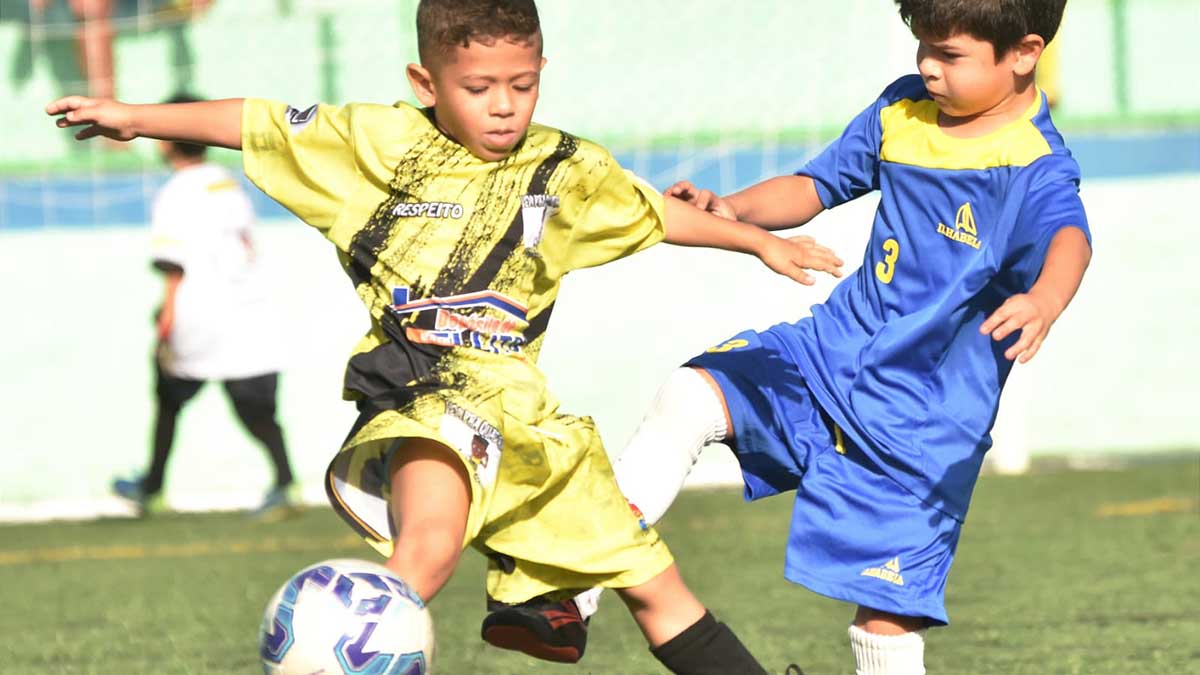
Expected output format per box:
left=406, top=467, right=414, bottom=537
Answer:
left=689, top=329, right=960, bottom=625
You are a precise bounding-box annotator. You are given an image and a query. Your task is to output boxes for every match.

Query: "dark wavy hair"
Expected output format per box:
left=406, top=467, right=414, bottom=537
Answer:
left=417, top=0, right=541, bottom=64
left=895, top=0, right=1068, bottom=58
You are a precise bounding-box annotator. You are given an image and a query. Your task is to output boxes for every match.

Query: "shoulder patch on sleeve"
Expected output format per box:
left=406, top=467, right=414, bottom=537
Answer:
left=284, top=104, right=319, bottom=134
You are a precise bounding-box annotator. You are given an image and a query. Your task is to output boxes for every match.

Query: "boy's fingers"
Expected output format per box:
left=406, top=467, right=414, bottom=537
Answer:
left=76, top=126, right=102, bottom=141
left=45, top=95, right=90, bottom=115
left=1018, top=336, right=1045, bottom=363
left=786, top=265, right=815, bottom=285
left=1005, top=329, right=1035, bottom=360
left=990, top=315, right=1026, bottom=341
left=980, top=304, right=1014, bottom=334
left=665, top=181, right=696, bottom=198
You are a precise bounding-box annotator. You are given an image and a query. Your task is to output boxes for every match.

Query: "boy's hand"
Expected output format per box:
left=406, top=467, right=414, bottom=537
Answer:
left=46, top=96, right=138, bottom=142
left=980, top=292, right=1060, bottom=363
left=665, top=181, right=738, bottom=221
left=755, top=234, right=844, bottom=286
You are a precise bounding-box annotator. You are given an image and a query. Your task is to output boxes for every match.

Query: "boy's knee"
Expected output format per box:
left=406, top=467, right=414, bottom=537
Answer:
left=853, top=606, right=928, bottom=634
left=392, top=521, right=463, bottom=569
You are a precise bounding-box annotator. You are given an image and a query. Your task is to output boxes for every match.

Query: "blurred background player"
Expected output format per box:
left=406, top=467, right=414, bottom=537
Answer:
left=563, top=1, right=1092, bottom=673
left=22, top=0, right=213, bottom=109
left=111, top=93, right=298, bottom=521
left=45, top=1, right=845, bottom=671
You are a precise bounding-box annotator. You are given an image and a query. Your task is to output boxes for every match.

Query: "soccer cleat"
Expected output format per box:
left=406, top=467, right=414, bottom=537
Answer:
left=250, top=483, right=302, bottom=522
left=111, top=477, right=166, bottom=516
left=785, top=665, right=807, bottom=675
left=481, top=596, right=589, bottom=664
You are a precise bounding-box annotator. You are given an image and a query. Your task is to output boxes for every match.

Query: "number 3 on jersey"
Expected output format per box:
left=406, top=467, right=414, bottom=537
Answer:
left=875, top=238, right=900, bottom=284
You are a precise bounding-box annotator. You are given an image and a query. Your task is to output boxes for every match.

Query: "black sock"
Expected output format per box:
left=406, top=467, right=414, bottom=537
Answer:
left=651, top=611, right=767, bottom=675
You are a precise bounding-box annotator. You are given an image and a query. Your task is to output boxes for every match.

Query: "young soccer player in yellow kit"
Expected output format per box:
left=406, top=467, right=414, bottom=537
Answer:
left=47, top=1, right=843, bottom=671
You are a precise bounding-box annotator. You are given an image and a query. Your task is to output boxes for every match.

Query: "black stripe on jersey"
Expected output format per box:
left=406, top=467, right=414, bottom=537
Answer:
left=344, top=132, right=448, bottom=293
left=456, top=132, right=580, bottom=294
left=524, top=300, right=555, bottom=344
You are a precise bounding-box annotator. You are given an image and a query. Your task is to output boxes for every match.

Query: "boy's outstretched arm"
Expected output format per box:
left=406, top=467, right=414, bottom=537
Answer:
left=667, top=175, right=826, bottom=231
left=981, top=226, right=1091, bottom=363
left=46, top=96, right=244, bottom=150
left=663, top=196, right=843, bottom=286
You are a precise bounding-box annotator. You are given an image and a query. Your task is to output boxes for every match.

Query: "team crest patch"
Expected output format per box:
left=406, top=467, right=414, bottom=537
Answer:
left=439, top=401, right=502, bottom=488
left=284, top=104, right=318, bottom=134
left=520, top=194, right=560, bottom=248
left=860, top=557, right=905, bottom=586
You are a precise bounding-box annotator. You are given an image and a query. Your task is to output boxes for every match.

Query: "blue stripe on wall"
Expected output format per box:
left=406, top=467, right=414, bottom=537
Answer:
left=2, top=130, right=1197, bottom=231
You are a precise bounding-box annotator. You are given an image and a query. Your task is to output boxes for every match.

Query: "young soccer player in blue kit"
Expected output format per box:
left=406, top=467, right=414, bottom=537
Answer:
left=528, top=1, right=1092, bottom=673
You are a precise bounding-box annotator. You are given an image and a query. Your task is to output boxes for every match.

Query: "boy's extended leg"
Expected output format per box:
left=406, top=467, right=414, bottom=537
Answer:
left=385, top=437, right=472, bottom=603
left=618, top=564, right=767, bottom=675
left=482, top=367, right=729, bottom=659
left=607, top=367, right=731, bottom=526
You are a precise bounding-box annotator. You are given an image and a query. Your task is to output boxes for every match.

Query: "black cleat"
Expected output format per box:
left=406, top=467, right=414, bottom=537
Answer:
left=785, top=665, right=807, bottom=675
left=481, top=596, right=589, bottom=664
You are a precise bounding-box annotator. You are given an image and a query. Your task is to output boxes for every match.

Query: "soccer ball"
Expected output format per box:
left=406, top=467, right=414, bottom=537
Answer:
left=259, top=558, right=434, bottom=675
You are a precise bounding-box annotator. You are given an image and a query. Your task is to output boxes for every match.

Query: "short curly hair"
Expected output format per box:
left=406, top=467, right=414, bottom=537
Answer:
left=417, top=0, right=541, bottom=64
left=895, top=0, right=1068, bottom=58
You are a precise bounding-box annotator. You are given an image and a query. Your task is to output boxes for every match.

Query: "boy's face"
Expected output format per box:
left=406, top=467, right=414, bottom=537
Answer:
left=408, top=37, right=545, bottom=162
left=914, top=32, right=1036, bottom=118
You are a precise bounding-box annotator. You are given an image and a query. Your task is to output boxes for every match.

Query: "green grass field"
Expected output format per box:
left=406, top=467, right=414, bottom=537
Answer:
left=1, top=459, right=1196, bottom=675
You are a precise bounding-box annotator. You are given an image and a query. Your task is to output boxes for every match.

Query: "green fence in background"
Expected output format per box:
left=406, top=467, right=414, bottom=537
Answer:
left=2, top=0, right=1198, bottom=173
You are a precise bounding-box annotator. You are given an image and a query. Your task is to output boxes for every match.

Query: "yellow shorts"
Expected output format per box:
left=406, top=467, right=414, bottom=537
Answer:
left=325, top=384, right=674, bottom=604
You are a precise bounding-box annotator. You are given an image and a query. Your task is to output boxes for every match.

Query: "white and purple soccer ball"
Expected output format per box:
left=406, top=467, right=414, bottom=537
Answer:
left=259, top=558, right=434, bottom=675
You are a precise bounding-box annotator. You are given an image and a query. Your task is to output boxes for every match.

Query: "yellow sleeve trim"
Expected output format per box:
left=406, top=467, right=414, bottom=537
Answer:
left=879, top=93, right=1051, bottom=170
left=206, top=179, right=239, bottom=193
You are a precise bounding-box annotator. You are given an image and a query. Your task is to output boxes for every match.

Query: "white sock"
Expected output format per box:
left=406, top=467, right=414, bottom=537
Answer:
left=573, top=367, right=728, bottom=619
left=848, top=624, right=927, bottom=675
left=611, top=367, right=728, bottom=525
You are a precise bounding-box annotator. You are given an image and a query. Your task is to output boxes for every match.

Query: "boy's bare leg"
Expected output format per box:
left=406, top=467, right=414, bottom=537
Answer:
left=70, top=0, right=116, bottom=100
left=385, top=437, right=471, bottom=604
left=618, top=564, right=767, bottom=674
left=849, top=606, right=928, bottom=675
left=616, top=564, right=705, bottom=646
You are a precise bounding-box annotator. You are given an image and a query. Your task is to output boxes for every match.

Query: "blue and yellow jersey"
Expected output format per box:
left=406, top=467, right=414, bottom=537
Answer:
left=241, top=100, right=664, bottom=413
left=788, top=75, right=1091, bottom=520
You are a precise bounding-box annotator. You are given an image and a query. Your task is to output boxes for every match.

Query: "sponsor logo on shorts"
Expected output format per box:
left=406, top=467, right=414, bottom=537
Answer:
left=629, top=501, right=649, bottom=532
left=860, top=557, right=905, bottom=586
left=440, top=401, right=502, bottom=488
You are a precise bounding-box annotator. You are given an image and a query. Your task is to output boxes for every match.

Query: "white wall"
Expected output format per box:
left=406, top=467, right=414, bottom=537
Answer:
left=2, top=174, right=1197, bottom=520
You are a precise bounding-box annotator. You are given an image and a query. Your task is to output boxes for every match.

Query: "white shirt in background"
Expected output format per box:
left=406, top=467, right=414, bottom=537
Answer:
left=151, top=163, right=280, bottom=380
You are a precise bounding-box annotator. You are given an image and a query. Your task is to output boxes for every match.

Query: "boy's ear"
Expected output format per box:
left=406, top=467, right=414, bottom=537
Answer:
left=1011, top=34, right=1045, bottom=77
left=406, top=63, right=437, bottom=107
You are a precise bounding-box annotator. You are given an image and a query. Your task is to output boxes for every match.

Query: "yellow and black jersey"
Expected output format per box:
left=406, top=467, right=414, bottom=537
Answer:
left=243, top=101, right=676, bottom=601
left=242, top=99, right=665, bottom=408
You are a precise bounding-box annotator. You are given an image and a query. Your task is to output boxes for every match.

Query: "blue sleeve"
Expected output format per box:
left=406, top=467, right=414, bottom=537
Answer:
left=794, top=82, right=901, bottom=208
left=1004, top=156, right=1091, bottom=286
